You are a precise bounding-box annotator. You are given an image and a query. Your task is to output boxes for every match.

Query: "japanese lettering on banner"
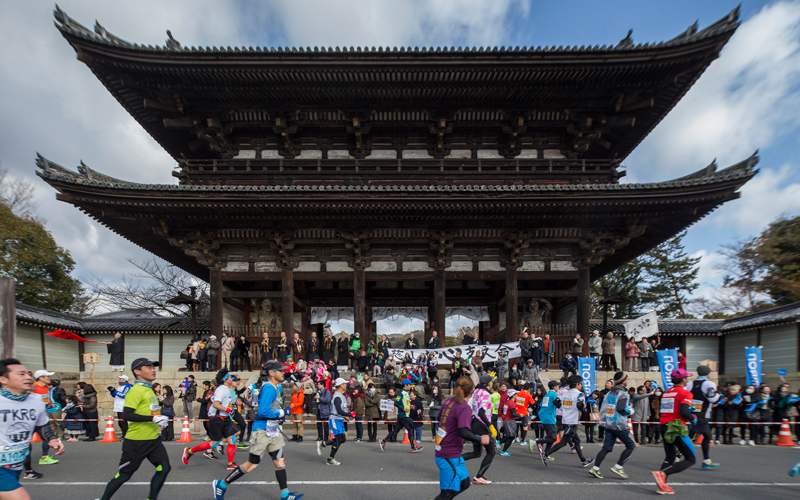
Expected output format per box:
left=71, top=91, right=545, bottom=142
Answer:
left=745, top=346, right=763, bottom=387
left=656, top=348, right=679, bottom=390
left=578, top=357, right=596, bottom=397
left=387, top=342, right=521, bottom=364
left=623, top=310, right=658, bottom=341
left=379, top=399, right=395, bottom=412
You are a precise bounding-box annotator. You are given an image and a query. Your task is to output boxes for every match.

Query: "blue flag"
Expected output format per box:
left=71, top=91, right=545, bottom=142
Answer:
left=778, top=368, right=787, bottom=377
left=746, top=347, right=763, bottom=387
left=656, top=349, right=679, bottom=390
left=578, top=357, right=595, bottom=397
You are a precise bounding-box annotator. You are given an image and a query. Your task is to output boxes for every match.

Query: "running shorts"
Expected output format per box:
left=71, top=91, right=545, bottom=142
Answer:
left=118, top=438, right=169, bottom=474
left=435, top=456, right=469, bottom=491
left=520, top=415, right=530, bottom=427
left=0, top=468, right=21, bottom=492
left=208, top=417, right=237, bottom=442
left=249, top=429, right=285, bottom=457
left=502, top=419, right=518, bottom=439
left=691, top=418, right=711, bottom=435
left=329, top=418, right=345, bottom=436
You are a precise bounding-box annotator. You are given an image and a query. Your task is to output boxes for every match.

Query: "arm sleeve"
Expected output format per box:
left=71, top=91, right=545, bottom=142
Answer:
left=458, top=426, right=483, bottom=444
left=616, top=397, right=631, bottom=416
left=35, top=424, right=56, bottom=442
left=122, top=406, right=153, bottom=422
left=679, top=402, right=693, bottom=421
left=553, top=397, right=562, bottom=409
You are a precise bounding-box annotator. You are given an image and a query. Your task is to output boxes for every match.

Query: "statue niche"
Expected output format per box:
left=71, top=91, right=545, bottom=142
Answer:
left=519, top=298, right=553, bottom=332
left=250, top=298, right=282, bottom=334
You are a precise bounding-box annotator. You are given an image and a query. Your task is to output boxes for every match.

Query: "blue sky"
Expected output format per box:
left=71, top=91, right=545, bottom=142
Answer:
left=2, top=1, right=799, bottom=328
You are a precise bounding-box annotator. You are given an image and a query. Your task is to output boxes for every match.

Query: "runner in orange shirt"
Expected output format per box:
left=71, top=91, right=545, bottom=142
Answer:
left=514, top=383, right=535, bottom=445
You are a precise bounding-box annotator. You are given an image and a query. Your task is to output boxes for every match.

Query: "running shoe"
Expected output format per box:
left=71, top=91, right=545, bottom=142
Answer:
left=790, top=462, right=800, bottom=477
left=316, top=441, right=324, bottom=456
left=203, top=451, right=217, bottom=460
left=656, top=485, right=675, bottom=495
left=378, top=439, right=386, bottom=452
left=571, top=446, right=584, bottom=454
left=546, top=456, right=555, bottom=461
left=23, top=470, right=43, bottom=480
left=520, top=441, right=529, bottom=446
left=182, top=447, right=191, bottom=465
left=285, top=493, right=304, bottom=500
left=236, top=443, right=250, bottom=449
left=539, top=451, right=547, bottom=467
left=217, top=444, right=225, bottom=455
left=529, top=440, right=536, bottom=454
left=701, top=460, right=720, bottom=469
left=581, top=458, right=594, bottom=468
left=748, top=440, right=755, bottom=446
left=213, top=479, right=226, bottom=500
left=514, top=437, right=520, bottom=443
left=652, top=470, right=671, bottom=494
left=472, top=476, right=492, bottom=485
left=499, top=451, right=512, bottom=456
left=495, top=439, right=501, bottom=451
left=412, top=445, right=424, bottom=453
left=609, top=466, right=628, bottom=479
left=226, top=462, right=238, bottom=471
left=326, top=458, right=340, bottom=466
left=589, top=467, right=603, bottom=479
left=38, top=456, right=58, bottom=465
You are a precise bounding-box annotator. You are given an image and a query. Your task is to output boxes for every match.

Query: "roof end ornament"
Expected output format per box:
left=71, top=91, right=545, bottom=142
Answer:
left=616, top=29, right=633, bottom=49
left=166, top=30, right=182, bottom=51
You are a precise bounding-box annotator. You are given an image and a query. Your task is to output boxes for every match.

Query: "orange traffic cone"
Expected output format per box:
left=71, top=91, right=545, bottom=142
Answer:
left=693, top=433, right=704, bottom=445
left=402, top=429, right=411, bottom=444
left=98, top=416, right=119, bottom=443
left=776, top=419, right=796, bottom=447
left=176, top=417, right=194, bottom=443
left=30, top=431, right=42, bottom=443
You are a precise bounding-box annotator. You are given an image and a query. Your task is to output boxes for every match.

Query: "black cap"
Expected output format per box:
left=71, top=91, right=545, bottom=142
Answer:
left=131, top=358, right=159, bottom=371
left=548, top=380, right=560, bottom=389
left=697, top=365, right=712, bottom=376
left=263, top=360, right=287, bottom=372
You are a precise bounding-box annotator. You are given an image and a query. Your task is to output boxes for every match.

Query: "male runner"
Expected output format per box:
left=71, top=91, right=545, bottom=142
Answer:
left=379, top=378, right=423, bottom=453
left=316, top=378, right=350, bottom=465
left=588, top=371, right=635, bottom=479
left=541, top=376, right=593, bottom=467
left=514, top=382, right=535, bottom=446
left=213, top=360, right=303, bottom=500
left=533, top=380, right=561, bottom=465
left=96, top=358, right=171, bottom=500
left=685, top=365, right=720, bottom=469
left=183, top=369, right=241, bottom=470
left=0, top=358, right=65, bottom=500
left=652, top=368, right=697, bottom=495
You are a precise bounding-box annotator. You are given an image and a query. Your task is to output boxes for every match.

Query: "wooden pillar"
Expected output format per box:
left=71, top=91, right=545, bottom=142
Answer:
left=505, top=267, right=518, bottom=341
left=718, top=334, right=726, bottom=375
left=577, top=267, right=590, bottom=338
left=0, top=276, right=15, bottom=359
left=354, top=269, right=366, bottom=343
left=158, top=332, right=164, bottom=371
left=40, top=327, right=47, bottom=370
left=488, top=304, right=500, bottom=344
left=432, top=268, right=446, bottom=344
left=210, top=269, right=223, bottom=341
left=478, top=321, right=486, bottom=344
left=282, top=269, right=294, bottom=336
left=300, top=307, right=310, bottom=343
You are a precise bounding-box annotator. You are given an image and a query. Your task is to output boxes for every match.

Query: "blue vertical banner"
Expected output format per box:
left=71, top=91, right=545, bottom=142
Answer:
left=656, top=349, right=679, bottom=390
left=578, top=357, right=595, bottom=397
left=745, top=346, right=763, bottom=387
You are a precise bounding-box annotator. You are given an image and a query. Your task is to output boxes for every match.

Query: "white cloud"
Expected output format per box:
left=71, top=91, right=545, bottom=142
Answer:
left=628, top=1, right=800, bottom=181
left=692, top=249, right=725, bottom=286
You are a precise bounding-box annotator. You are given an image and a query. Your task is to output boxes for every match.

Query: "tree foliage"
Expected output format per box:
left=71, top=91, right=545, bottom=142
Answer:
left=590, top=258, right=646, bottom=319
left=641, top=232, right=700, bottom=318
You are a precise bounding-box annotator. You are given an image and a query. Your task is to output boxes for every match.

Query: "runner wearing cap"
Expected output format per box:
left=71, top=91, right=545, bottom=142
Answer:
left=31, top=370, right=60, bottom=467
left=378, top=378, right=423, bottom=453
left=533, top=380, right=561, bottom=465
left=183, top=368, right=241, bottom=470
left=0, top=358, right=65, bottom=498
left=108, top=375, right=132, bottom=440
left=685, top=365, right=720, bottom=470
left=213, top=360, right=303, bottom=500
left=589, top=371, right=635, bottom=479
left=316, top=377, right=351, bottom=465
left=463, top=374, right=497, bottom=484
left=652, top=368, right=698, bottom=495
left=540, top=375, right=593, bottom=467
left=96, top=357, right=171, bottom=500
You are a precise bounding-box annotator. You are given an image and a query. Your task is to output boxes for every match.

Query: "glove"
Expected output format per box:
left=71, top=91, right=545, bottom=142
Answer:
left=490, top=425, right=497, bottom=438
left=152, top=415, right=169, bottom=429
left=107, top=387, right=114, bottom=392
left=350, top=411, right=357, bottom=418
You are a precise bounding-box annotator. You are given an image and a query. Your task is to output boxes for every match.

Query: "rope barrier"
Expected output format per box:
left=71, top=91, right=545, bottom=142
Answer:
left=52, top=418, right=795, bottom=425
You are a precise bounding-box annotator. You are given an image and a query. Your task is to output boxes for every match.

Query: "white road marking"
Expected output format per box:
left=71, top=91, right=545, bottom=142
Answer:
left=25, top=481, right=800, bottom=486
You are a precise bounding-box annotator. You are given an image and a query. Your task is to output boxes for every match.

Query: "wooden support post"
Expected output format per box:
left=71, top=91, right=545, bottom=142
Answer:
left=432, top=268, right=446, bottom=344
left=210, top=269, right=223, bottom=341
left=489, top=304, right=500, bottom=344
left=0, top=276, right=15, bottom=359
left=505, top=267, right=518, bottom=342
left=577, top=267, right=590, bottom=339
left=718, top=334, right=726, bottom=375
left=354, top=269, right=366, bottom=343
left=158, top=332, right=164, bottom=371
left=281, top=269, right=295, bottom=336
left=40, top=327, right=47, bottom=370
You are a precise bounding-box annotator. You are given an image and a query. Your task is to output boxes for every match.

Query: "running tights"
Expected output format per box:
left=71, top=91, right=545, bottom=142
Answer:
left=100, top=461, right=171, bottom=500
left=661, top=435, right=696, bottom=477
left=190, top=441, right=236, bottom=464
left=546, top=425, right=585, bottom=461
left=693, top=429, right=712, bottom=460
left=462, top=441, right=496, bottom=478
left=326, top=434, right=344, bottom=458
left=501, top=435, right=515, bottom=452
left=433, top=478, right=471, bottom=500
left=536, top=424, right=558, bottom=455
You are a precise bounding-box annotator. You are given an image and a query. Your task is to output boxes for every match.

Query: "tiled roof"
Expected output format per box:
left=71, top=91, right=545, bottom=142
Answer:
left=720, top=302, right=800, bottom=332
left=590, top=318, right=725, bottom=336
left=15, top=302, right=82, bottom=330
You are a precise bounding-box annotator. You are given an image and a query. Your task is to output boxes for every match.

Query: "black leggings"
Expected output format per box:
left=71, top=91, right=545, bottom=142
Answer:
left=547, top=425, right=585, bottom=461
left=325, top=434, right=344, bottom=459
left=434, top=477, right=471, bottom=500
left=535, top=424, right=558, bottom=455
left=384, top=417, right=415, bottom=449
left=660, top=428, right=697, bottom=477
left=463, top=441, right=496, bottom=478
left=368, top=418, right=379, bottom=441
left=691, top=426, right=712, bottom=461
left=100, top=461, right=171, bottom=500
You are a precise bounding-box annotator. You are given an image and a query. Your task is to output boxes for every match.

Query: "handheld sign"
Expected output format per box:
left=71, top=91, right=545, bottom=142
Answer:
left=379, top=399, right=395, bottom=412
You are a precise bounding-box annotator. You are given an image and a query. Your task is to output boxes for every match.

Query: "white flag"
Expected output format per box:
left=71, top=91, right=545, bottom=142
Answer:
left=624, top=311, right=658, bottom=342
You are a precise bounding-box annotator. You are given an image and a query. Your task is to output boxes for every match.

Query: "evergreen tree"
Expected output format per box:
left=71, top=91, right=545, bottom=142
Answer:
left=590, top=257, right=645, bottom=319
left=758, top=216, right=800, bottom=305
left=642, top=232, right=699, bottom=318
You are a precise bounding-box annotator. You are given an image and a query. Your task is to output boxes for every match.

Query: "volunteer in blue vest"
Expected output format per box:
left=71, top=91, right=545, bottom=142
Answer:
left=685, top=365, right=720, bottom=469
left=652, top=368, right=698, bottom=495
left=588, top=371, right=635, bottom=479
left=108, top=375, right=133, bottom=439
left=532, top=380, right=561, bottom=466
left=213, top=360, right=303, bottom=500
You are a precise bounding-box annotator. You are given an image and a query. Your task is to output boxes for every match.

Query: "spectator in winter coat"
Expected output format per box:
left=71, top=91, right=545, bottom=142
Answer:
left=630, top=386, right=652, bottom=444
left=572, top=334, right=584, bottom=356
left=588, top=331, right=602, bottom=368
left=76, top=382, right=98, bottom=441
left=625, top=339, right=640, bottom=372
left=62, top=396, right=85, bottom=441
left=315, top=380, right=332, bottom=441
left=638, top=339, right=652, bottom=372
left=383, top=366, right=398, bottom=390
left=560, top=352, right=578, bottom=378
left=356, top=350, right=371, bottom=373
left=495, top=351, right=509, bottom=382
left=519, top=331, right=533, bottom=365
left=289, top=382, right=305, bottom=442
left=601, top=332, right=617, bottom=371
left=522, top=360, right=538, bottom=392
left=543, top=333, right=556, bottom=371
left=206, top=335, right=220, bottom=371
left=364, top=384, right=382, bottom=442
left=409, top=391, right=424, bottom=443
left=509, top=364, right=521, bottom=390
left=427, top=386, right=444, bottom=443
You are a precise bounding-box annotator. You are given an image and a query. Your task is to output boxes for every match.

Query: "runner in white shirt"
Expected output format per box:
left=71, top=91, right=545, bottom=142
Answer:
left=183, top=369, right=241, bottom=470
left=0, top=358, right=65, bottom=498
left=543, top=375, right=593, bottom=467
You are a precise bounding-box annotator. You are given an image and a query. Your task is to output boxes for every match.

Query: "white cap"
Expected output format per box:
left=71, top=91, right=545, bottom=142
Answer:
left=33, top=370, right=55, bottom=379
left=593, top=330, right=600, bottom=335
left=210, top=335, right=216, bottom=339
left=506, top=389, right=518, bottom=397
left=333, top=377, right=348, bottom=387
left=117, top=375, right=129, bottom=381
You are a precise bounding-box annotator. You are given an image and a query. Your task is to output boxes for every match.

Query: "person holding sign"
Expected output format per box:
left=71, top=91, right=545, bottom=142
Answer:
left=430, top=376, right=489, bottom=500
left=379, top=379, right=424, bottom=453
left=651, top=368, right=696, bottom=495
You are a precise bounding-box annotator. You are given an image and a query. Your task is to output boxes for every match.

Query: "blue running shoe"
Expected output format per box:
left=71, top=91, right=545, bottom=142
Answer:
left=213, top=480, right=226, bottom=500
left=701, top=460, right=720, bottom=469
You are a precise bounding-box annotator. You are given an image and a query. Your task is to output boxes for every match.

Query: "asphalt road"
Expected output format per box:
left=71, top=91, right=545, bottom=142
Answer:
left=20, top=437, right=800, bottom=500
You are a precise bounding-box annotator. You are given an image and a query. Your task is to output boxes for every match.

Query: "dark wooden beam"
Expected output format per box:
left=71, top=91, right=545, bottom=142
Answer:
left=718, top=334, right=726, bottom=375
left=577, top=267, right=590, bottom=337
left=506, top=267, right=518, bottom=341
left=432, top=269, right=446, bottom=341
left=158, top=332, right=164, bottom=371
left=0, top=277, right=14, bottom=359
left=223, top=297, right=250, bottom=312
left=221, top=270, right=579, bottom=282
left=222, top=291, right=282, bottom=299
left=210, top=269, right=223, bottom=341
left=40, top=327, right=47, bottom=370
left=282, top=269, right=294, bottom=335
left=354, top=269, right=367, bottom=343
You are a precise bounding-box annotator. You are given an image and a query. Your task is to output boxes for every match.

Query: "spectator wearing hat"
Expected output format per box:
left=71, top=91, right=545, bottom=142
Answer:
left=108, top=374, right=133, bottom=438
left=289, top=381, right=305, bottom=442
left=206, top=335, right=220, bottom=371
left=560, top=351, right=578, bottom=379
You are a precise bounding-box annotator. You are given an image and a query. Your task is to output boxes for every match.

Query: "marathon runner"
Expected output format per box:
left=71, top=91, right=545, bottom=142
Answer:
left=213, top=360, right=303, bottom=500
left=31, top=370, right=60, bottom=466
left=462, top=374, right=496, bottom=485
left=532, top=380, right=561, bottom=465
left=542, top=375, right=593, bottom=467
left=431, top=376, right=489, bottom=500
left=685, top=365, right=720, bottom=469
left=588, top=371, right=635, bottom=479
left=183, top=369, right=241, bottom=470
left=0, top=358, right=65, bottom=500
left=316, top=377, right=350, bottom=465
left=379, top=378, right=423, bottom=453
left=95, top=358, right=171, bottom=500
left=652, top=368, right=698, bottom=495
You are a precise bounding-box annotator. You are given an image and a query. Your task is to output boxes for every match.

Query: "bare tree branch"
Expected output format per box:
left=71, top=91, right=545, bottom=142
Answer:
left=0, top=165, right=38, bottom=218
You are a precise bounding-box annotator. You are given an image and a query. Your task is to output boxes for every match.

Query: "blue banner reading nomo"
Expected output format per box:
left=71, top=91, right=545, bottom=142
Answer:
left=578, top=357, right=595, bottom=397
left=745, top=346, right=763, bottom=387
left=656, top=349, right=679, bottom=390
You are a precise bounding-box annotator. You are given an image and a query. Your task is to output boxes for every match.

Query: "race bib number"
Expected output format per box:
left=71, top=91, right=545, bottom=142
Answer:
left=660, top=398, right=675, bottom=413
left=605, top=406, right=615, bottom=416
left=562, top=399, right=574, bottom=408
left=690, top=400, right=703, bottom=413
left=541, top=399, right=549, bottom=408
left=149, top=397, right=161, bottom=415
left=266, top=420, right=280, bottom=437
left=0, top=442, right=30, bottom=467
left=435, top=426, right=447, bottom=451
